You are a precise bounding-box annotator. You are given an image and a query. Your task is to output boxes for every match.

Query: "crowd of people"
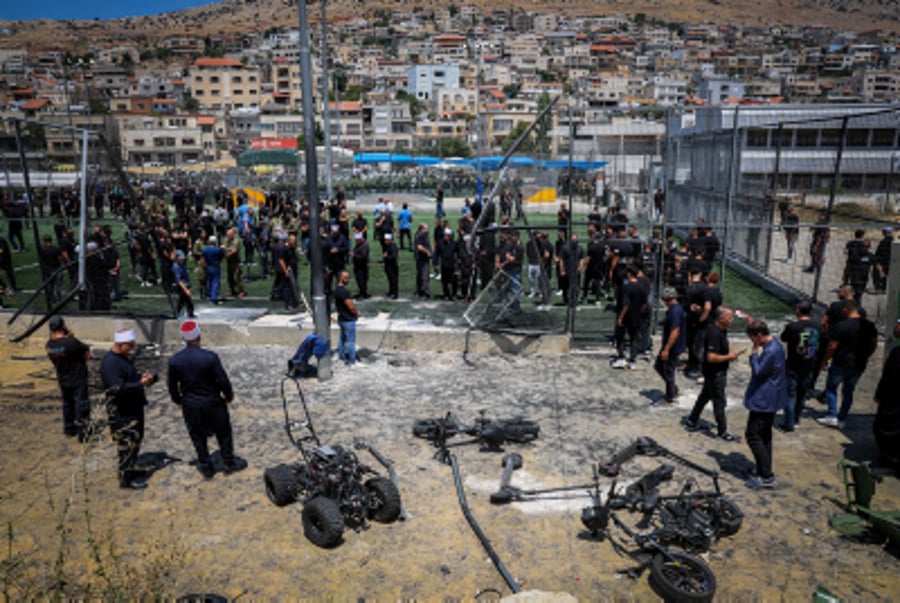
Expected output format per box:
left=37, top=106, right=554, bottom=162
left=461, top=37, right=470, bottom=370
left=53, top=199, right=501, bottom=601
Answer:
left=30, top=182, right=899, bottom=491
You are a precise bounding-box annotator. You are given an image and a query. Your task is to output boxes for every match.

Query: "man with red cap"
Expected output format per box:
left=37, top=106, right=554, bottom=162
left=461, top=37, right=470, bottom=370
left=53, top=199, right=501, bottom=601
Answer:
left=167, top=321, right=246, bottom=479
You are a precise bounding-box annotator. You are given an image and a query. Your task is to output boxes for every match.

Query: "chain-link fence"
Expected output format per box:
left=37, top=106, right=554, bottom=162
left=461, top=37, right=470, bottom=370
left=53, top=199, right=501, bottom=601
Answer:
left=665, top=105, right=899, bottom=329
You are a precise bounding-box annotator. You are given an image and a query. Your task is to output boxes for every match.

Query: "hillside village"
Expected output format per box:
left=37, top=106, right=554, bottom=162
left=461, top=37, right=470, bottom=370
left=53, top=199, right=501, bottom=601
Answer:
left=0, top=4, right=898, bottom=175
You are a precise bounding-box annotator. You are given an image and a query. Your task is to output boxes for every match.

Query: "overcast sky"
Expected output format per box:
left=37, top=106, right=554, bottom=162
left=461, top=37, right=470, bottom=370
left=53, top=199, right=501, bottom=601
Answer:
left=2, top=0, right=218, bottom=21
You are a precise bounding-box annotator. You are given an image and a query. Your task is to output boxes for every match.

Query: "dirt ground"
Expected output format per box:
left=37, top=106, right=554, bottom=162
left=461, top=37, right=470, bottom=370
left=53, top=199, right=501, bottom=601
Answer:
left=1, top=333, right=898, bottom=600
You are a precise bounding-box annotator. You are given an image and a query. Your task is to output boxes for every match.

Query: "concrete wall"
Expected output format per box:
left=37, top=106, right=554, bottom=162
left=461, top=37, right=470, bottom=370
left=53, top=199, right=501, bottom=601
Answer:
left=1, top=312, right=570, bottom=356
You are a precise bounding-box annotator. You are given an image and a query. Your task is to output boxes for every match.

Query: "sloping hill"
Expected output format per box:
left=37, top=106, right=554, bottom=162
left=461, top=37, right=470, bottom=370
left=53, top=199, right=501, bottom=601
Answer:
left=1, top=0, right=897, bottom=54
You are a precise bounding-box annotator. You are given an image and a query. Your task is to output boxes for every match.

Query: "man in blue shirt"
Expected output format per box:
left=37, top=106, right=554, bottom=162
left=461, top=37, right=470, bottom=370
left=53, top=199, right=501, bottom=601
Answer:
left=167, top=321, right=245, bottom=479
left=202, top=235, right=225, bottom=305
left=397, top=203, right=413, bottom=250
left=743, top=321, right=787, bottom=488
left=654, top=287, right=687, bottom=404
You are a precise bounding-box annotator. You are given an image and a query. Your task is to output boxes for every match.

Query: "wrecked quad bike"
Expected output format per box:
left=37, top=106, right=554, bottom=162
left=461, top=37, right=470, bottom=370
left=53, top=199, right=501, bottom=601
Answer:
left=264, top=378, right=403, bottom=547
left=412, top=411, right=539, bottom=456
left=582, top=477, right=720, bottom=603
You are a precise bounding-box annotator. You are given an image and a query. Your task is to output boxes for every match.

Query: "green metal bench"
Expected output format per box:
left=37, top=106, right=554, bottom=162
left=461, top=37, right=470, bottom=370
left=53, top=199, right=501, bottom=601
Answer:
left=829, top=459, right=900, bottom=546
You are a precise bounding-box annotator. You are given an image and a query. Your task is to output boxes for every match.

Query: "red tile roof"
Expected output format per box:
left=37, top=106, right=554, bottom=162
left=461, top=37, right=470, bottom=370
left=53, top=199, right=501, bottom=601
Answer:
left=22, top=98, right=50, bottom=110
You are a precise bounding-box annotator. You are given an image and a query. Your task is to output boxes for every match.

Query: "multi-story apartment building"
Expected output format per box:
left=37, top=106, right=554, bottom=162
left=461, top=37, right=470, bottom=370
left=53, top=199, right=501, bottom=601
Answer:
left=438, top=87, right=478, bottom=116
left=854, top=69, right=900, bottom=102
left=415, top=116, right=468, bottom=151
left=364, top=99, right=415, bottom=151
left=160, top=35, right=205, bottom=55
left=699, top=79, right=747, bottom=104
left=651, top=74, right=690, bottom=106
left=328, top=101, right=365, bottom=150
left=0, top=49, right=26, bottom=74
left=532, top=14, right=559, bottom=33
left=432, top=35, right=467, bottom=63
left=407, top=63, right=460, bottom=102
left=271, top=56, right=302, bottom=108
left=117, top=113, right=207, bottom=166
left=190, top=57, right=263, bottom=112
left=127, top=74, right=184, bottom=103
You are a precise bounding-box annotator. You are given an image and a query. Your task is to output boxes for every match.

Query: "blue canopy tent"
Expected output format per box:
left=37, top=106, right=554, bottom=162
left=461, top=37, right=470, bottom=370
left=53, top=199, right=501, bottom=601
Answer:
left=353, top=153, right=607, bottom=172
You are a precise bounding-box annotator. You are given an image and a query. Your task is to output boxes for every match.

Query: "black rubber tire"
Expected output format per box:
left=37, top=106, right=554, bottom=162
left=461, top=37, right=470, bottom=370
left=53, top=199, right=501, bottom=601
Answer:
left=696, top=495, right=743, bottom=537
left=412, top=419, right=441, bottom=440
left=648, top=551, right=716, bottom=603
left=302, top=497, right=344, bottom=547
left=500, top=418, right=540, bottom=443
left=264, top=464, right=299, bottom=507
left=365, top=477, right=402, bottom=523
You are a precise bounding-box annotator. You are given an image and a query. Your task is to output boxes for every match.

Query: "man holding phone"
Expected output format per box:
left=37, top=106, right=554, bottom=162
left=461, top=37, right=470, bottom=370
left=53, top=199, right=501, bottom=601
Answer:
left=684, top=307, right=742, bottom=441
left=742, top=321, right=787, bottom=489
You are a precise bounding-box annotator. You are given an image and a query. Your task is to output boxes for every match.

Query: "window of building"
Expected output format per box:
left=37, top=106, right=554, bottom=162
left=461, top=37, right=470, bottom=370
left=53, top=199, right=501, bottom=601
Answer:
left=746, top=129, right=768, bottom=148
left=210, top=76, right=220, bottom=83
left=819, top=128, right=842, bottom=147
left=846, top=129, right=869, bottom=147
left=795, top=129, right=818, bottom=147
left=234, top=89, right=243, bottom=95
left=871, top=129, right=896, bottom=147
left=233, top=76, right=242, bottom=83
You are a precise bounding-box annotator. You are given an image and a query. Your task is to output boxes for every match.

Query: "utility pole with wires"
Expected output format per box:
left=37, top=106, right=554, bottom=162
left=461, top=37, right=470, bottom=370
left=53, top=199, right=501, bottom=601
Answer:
left=298, top=0, right=331, bottom=381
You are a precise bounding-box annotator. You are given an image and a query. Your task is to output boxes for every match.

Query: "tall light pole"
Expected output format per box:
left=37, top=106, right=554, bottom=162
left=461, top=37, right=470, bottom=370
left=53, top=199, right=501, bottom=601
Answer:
left=298, top=0, right=331, bottom=380
left=475, top=42, right=484, bottom=203
left=320, top=0, right=334, bottom=200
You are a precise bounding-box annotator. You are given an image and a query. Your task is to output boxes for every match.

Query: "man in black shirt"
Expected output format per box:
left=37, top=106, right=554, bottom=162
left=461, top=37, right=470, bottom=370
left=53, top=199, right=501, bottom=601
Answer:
left=272, top=232, right=295, bottom=308
left=100, top=328, right=157, bottom=489
left=39, top=234, right=64, bottom=305
left=333, top=271, right=360, bottom=365
left=582, top=226, right=606, bottom=304
left=817, top=300, right=878, bottom=429
left=667, top=254, right=688, bottom=303
left=847, top=239, right=873, bottom=304
left=437, top=228, right=459, bottom=300
left=351, top=231, right=370, bottom=299
left=525, top=232, right=542, bottom=298
left=352, top=210, right=368, bottom=241
left=872, top=227, right=893, bottom=293
left=414, top=224, right=432, bottom=298
left=46, top=316, right=91, bottom=440
left=782, top=206, right=800, bottom=263
left=779, top=300, right=821, bottom=431
left=685, top=307, right=741, bottom=441
left=382, top=233, right=399, bottom=299
left=612, top=267, right=645, bottom=369
left=842, top=228, right=866, bottom=285
left=499, top=230, right=523, bottom=309
left=683, top=271, right=707, bottom=379
left=558, top=232, right=584, bottom=307
left=168, top=321, right=245, bottom=479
